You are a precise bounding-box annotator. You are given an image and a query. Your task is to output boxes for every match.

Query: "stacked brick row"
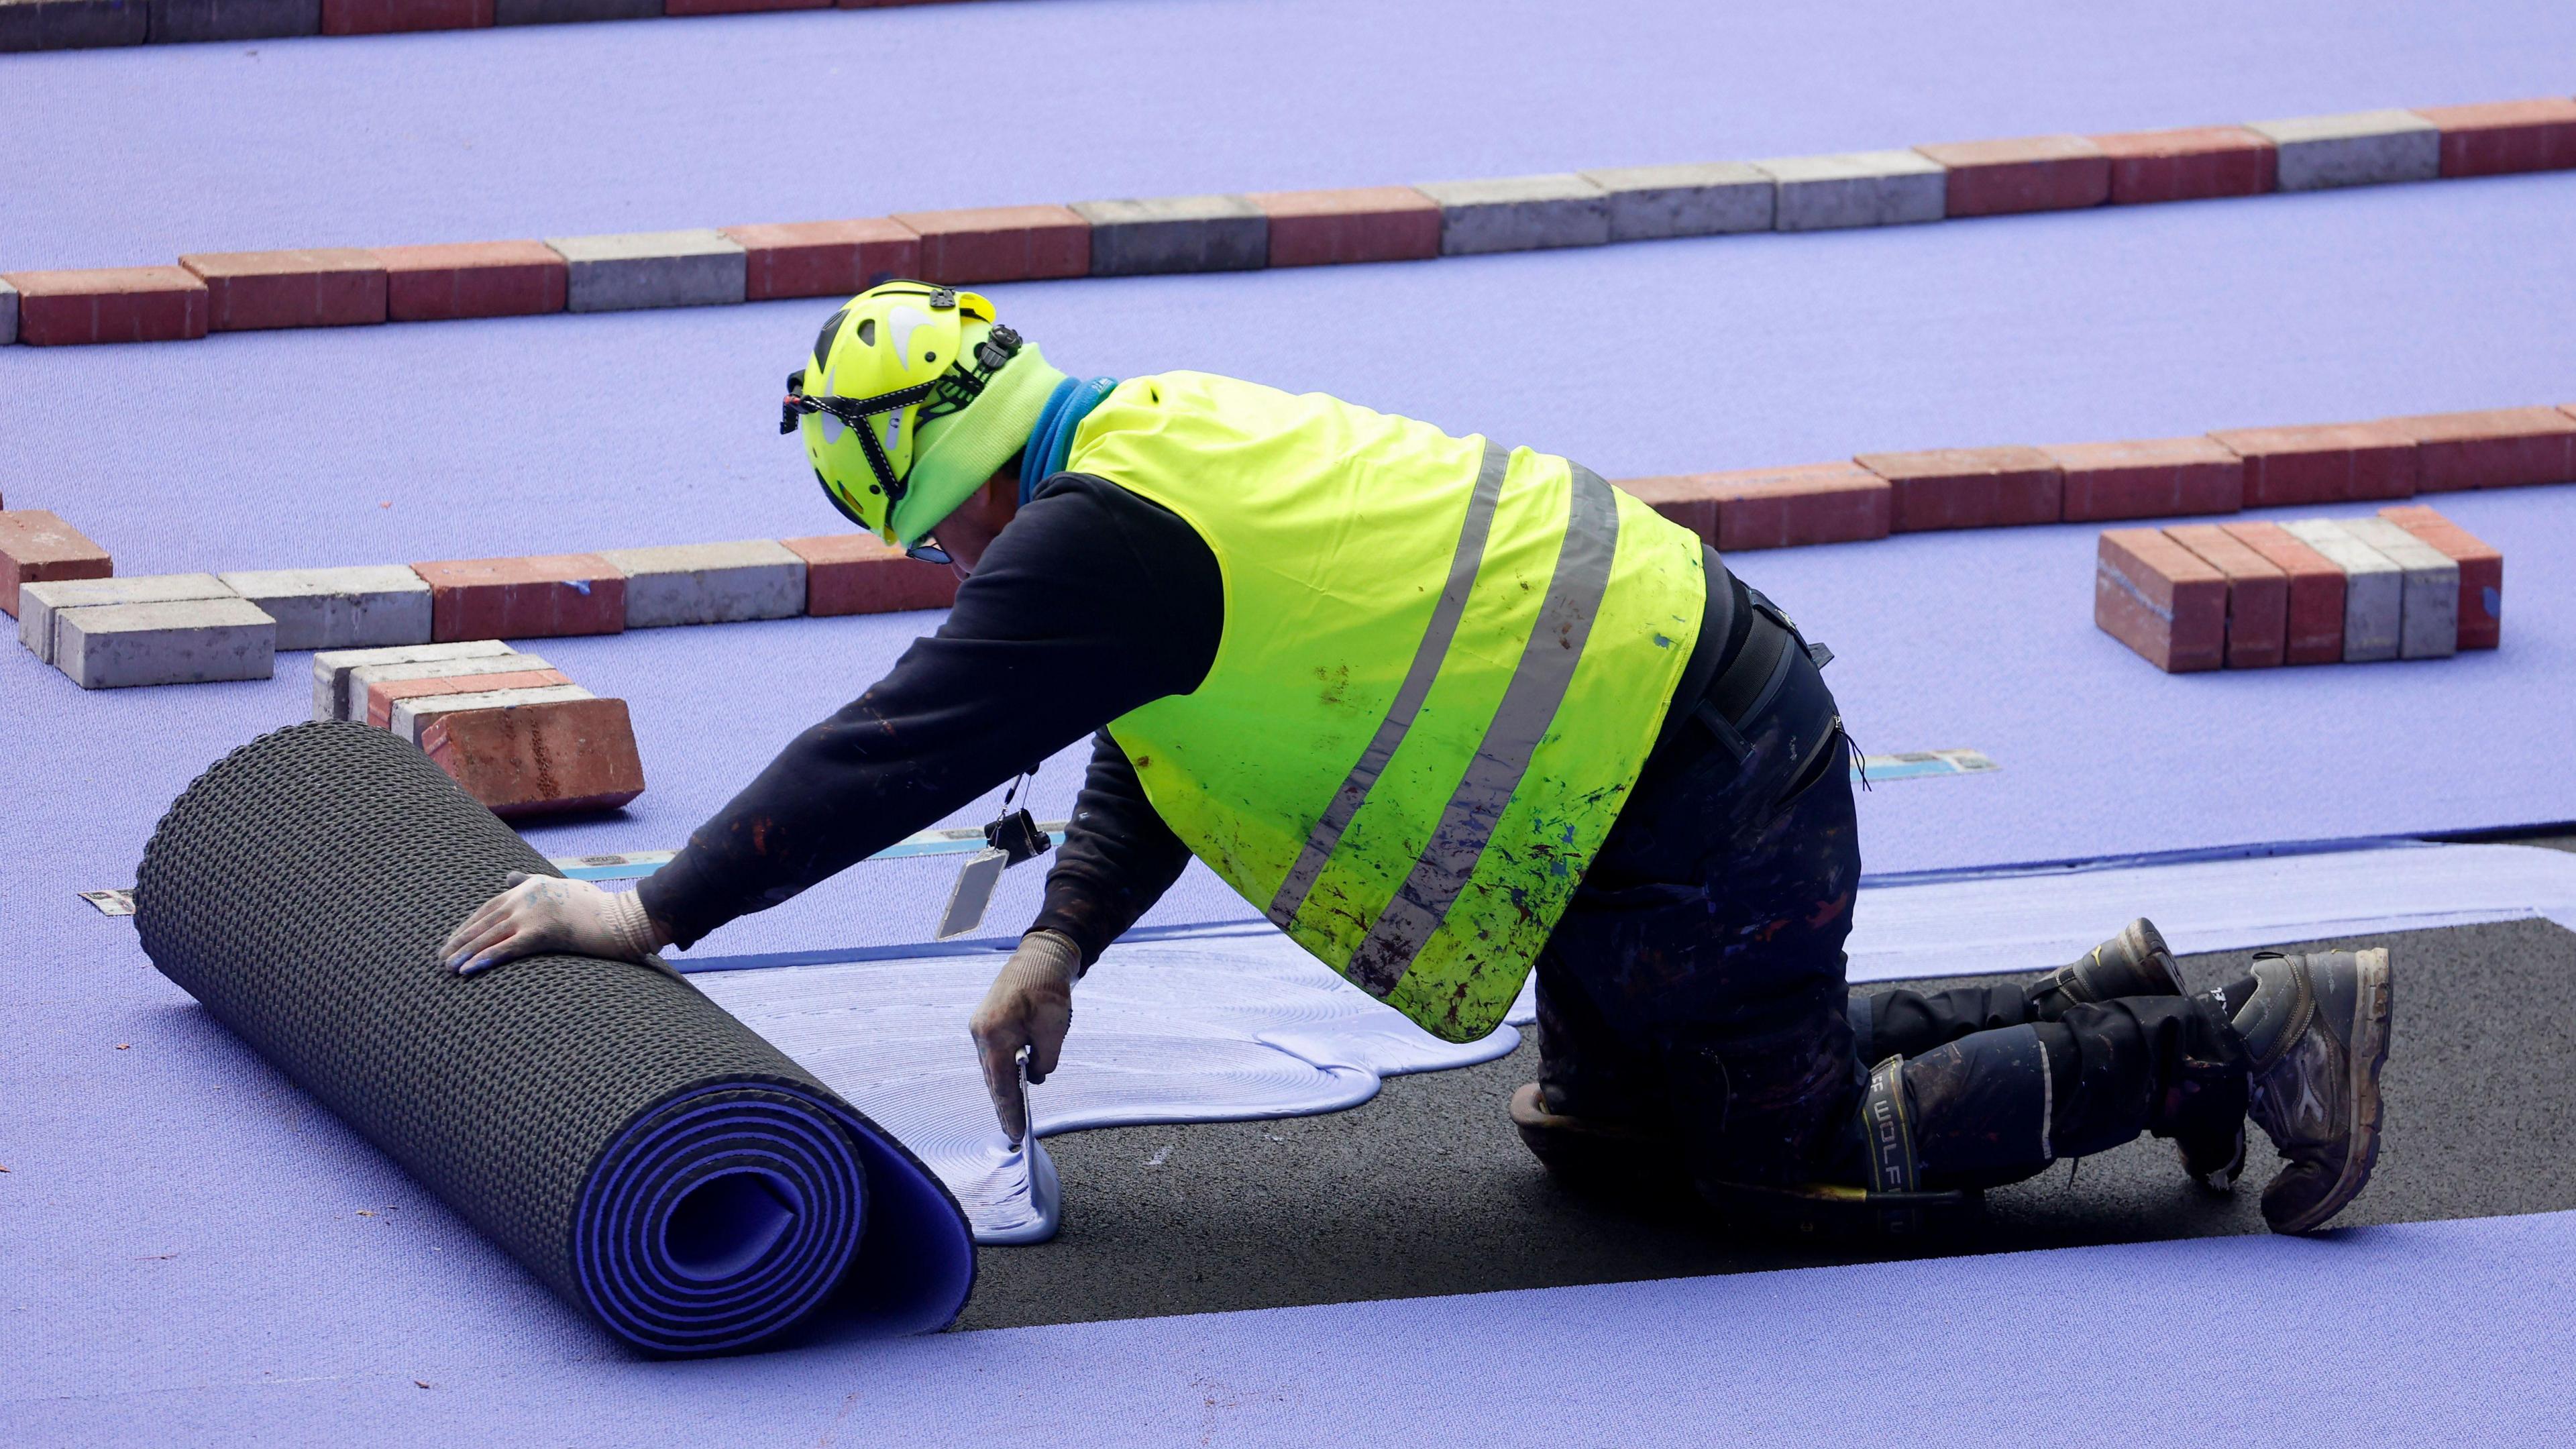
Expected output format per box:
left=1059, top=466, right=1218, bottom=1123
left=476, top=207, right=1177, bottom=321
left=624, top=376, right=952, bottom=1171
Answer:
left=311, top=639, right=645, bottom=816
left=5, top=98, right=2571, bottom=345
left=1619, top=405, right=2576, bottom=552
left=2, top=510, right=958, bottom=687
left=2096, top=507, right=2502, bottom=672
left=0, top=0, right=953, bottom=50
left=8, top=405, right=2559, bottom=690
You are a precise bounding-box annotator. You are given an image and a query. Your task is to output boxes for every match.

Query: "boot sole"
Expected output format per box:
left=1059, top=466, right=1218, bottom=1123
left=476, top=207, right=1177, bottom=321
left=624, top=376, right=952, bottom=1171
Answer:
left=2272, top=947, right=2394, bottom=1234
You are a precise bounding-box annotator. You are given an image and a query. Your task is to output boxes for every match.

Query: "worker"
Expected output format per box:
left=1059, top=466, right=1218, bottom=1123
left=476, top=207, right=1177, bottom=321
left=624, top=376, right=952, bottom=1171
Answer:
left=439, top=280, right=2393, bottom=1236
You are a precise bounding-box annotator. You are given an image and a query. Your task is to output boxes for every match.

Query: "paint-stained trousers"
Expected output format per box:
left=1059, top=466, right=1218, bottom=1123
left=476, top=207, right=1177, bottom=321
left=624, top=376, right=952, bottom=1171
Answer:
left=1533, top=639, right=2247, bottom=1191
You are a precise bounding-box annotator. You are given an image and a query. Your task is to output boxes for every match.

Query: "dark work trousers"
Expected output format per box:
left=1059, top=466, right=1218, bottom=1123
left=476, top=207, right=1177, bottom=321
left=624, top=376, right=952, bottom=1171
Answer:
left=1534, top=643, right=2249, bottom=1193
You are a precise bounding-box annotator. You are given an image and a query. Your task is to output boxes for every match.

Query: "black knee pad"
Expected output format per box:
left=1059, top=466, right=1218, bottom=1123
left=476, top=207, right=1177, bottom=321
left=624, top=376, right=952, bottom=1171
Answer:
left=1898, top=1024, right=2057, bottom=1186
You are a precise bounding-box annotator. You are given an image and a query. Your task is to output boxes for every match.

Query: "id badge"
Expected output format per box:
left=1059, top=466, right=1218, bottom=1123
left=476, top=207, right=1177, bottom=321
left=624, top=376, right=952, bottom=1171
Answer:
left=937, top=847, right=1009, bottom=941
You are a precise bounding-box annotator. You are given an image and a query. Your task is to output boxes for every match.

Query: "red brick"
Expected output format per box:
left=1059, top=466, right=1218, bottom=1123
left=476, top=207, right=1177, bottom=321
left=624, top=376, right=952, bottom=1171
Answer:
left=2379, top=506, right=2504, bottom=649
left=1853, top=446, right=2062, bottom=531
left=781, top=534, right=959, bottom=616
left=2383, top=407, right=2576, bottom=491
left=721, top=219, right=922, bottom=302
left=1614, top=475, right=1719, bottom=541
left=178, top=248, right=386, bottom=331
left=377, top=241, right=567, bottom=322
left=366, top=667, right=572, bottom=729
left=667, top=0, right=825, bottom=12
left=0, top=510, right=114, bottom=618
left=321, top=0, right=490, bottom=32
left=3, top=267, right=207, bottom=346
left=1699, top=462, right=1893, bottom=549
left=2412, top=99, right=2576, bottom=178
left=2095, top=528, right=2225, bottom=672
left=2206, top=423, right=2418, bottom=506
left=892, top=205, right=1089, bottom=284
left=2089, top=126, right=2278, bottom=204
left=2221, top=522, right=2346, bottom=664
left=420, top=696, right=645, bottom=818
left=1247, top=187, right=1443, bottom=267
left=2164, top=523, right=2288, bottom=667
left=1915, top=136, right=2109, bottom=216
left=411, top=555, right=626, bottom=641
left=2045, top=436, right=2245, bottom=521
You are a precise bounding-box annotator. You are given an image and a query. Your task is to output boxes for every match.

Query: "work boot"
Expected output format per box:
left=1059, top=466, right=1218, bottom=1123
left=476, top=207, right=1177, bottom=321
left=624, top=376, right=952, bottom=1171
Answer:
left=2030, top=918, right=2253, bottom=1191
left=2235, top=948, right=2395, bottom=1234
left=2030, top=918, right=2185, bottom=1016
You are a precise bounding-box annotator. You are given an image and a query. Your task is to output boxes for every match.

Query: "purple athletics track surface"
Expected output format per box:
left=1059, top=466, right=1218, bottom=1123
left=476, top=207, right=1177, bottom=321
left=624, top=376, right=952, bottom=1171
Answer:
left=3, top=0, right=2576, bottom=266
left=9, top=1189, right=2573, bottom=1444
left=7, top=9, right=2575, bottom=1440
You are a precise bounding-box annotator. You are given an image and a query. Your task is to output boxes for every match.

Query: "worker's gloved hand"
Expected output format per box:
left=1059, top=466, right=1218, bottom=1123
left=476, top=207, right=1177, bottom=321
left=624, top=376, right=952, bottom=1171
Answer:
left=440, top=871, right=667, bottom=977
left=968, top=930, right=1080, bottom=1143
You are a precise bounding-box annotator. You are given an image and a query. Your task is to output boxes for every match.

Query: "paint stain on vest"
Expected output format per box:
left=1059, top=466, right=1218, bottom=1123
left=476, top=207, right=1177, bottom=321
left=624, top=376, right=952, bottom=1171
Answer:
left=1313, top=663, right=1356, bottom=712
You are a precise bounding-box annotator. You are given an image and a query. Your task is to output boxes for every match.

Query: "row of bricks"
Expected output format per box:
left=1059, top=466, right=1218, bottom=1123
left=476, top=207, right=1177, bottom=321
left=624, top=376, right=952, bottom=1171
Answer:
left=2, top=520, right=962, bottom=653
left=2097, top=507, right=2502, bottom=673
left=6, top=399, right=2570, bottom=680
left=0, top=0, right=948, bottom=50
left=6, top=97, right=2571, bottom=345
left=1623, top=406, right=2576, bottom=548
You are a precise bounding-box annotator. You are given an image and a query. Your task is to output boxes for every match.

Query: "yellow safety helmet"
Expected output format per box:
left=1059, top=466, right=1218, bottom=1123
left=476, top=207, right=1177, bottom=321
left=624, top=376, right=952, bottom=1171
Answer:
left=780, top=280, right=1024, bottom=551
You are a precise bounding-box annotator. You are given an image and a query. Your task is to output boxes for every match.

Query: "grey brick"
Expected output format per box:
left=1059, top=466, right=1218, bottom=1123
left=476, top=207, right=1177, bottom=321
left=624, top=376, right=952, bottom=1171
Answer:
left=1069, top=196, right=1269, bottom=276
left=56, top=596, right=274, bottom=689
left=494, top=0, right=653, bottom=21
left=1754, top=150, right=1948, bottom=231
left=1416, top=175, right=1612, bottom=255
left=546, top=231, right=748, bottom=313
left=1, top=0, right=147, bottom=52
left=596, top=540, right=806, bottom=629
left=2284, top=519, right=2404, bottom=661
left=311, top=638, right=517, bottom=722
left=1580, top=162, right=1776, bottom=241
left=2341, top=517, right=2461, bottom=659
left=2249, top=110, right=2440, bottom=191
left=19, top=573, right=231, bottom=665
left=146, top=0, right=315, bottom=42
left=218, top=564, right=431, bottom=652
left=392, top=683, right=594, bottom=745
left=2, top=278, right=17, bottom=346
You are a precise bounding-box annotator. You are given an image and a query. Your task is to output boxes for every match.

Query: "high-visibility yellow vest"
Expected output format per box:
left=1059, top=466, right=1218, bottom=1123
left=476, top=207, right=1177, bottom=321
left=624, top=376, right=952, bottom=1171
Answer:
left=1072, top=372, right=1706, bottom=1042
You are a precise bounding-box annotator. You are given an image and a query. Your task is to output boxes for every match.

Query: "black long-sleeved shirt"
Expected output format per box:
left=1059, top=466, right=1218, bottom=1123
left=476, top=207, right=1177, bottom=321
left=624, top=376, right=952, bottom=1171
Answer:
left=641, top=470, right=1739, bottom=962
left=639, top=473, right=1222, bottom=958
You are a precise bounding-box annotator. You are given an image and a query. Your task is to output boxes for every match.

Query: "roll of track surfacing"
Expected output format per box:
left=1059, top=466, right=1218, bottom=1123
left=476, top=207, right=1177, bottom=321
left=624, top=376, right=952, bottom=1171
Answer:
left=135, top=722, right=974, bottom=1355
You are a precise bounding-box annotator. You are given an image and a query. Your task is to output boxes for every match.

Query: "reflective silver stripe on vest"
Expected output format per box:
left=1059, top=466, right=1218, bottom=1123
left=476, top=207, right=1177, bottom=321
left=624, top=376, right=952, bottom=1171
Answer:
left=1344, top=464, right=1623, bottom=997
left=1266, top=439, right=1512, bottom=929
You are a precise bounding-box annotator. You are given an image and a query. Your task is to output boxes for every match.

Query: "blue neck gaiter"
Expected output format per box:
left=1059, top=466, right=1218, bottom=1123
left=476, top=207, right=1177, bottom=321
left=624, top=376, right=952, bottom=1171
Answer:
left=1020, top=375, right=1122, bottom=504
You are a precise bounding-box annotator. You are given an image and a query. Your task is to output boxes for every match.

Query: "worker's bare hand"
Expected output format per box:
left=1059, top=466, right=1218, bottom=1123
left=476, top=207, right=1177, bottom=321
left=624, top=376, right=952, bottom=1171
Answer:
left=440, top=871, right=665, bottom=977
left=968, top=930, right=1079, bottom=1142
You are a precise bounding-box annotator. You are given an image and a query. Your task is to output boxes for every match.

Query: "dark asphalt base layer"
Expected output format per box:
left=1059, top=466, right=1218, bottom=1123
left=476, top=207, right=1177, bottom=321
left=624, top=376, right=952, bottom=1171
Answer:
left=956, top=916, right=2576, bottom=1331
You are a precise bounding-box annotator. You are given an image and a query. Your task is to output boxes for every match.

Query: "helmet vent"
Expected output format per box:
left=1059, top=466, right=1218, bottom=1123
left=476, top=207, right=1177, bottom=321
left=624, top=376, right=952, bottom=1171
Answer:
left=856, top=317, right=877, bottom=347
left=812, top=305, right=851, bottom=373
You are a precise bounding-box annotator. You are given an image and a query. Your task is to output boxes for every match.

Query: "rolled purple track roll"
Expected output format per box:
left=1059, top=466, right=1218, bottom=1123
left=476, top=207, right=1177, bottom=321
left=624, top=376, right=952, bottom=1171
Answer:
left=135, top=721, right=974, bottom=1355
